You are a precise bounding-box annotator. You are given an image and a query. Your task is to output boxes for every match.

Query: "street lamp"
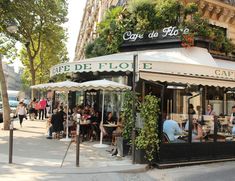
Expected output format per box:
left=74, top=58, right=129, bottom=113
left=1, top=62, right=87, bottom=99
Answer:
left=6, top=23, right=18, bottom=34
left=6, top=22, right=18, bottom=164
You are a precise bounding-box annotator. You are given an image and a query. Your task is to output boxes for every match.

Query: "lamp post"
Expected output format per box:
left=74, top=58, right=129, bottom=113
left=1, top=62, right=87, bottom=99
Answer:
left=132, top=54, right=138, bottom=164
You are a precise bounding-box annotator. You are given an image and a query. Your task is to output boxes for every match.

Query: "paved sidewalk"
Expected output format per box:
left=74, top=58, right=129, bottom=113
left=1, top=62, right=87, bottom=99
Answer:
left=0, top=119, right=146, bottom=174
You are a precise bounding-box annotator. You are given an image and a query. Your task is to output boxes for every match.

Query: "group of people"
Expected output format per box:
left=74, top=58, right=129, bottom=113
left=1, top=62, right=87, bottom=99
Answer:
left=46, top=104, right=123, bottom=145
left=13, top=97, right=52, bottom=127
left=28, top=97, right=52, bottom=121
left=163, top=104, right=219, bottom=143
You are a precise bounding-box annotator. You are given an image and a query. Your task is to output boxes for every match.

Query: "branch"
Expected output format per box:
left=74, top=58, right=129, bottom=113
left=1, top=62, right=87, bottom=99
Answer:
left=35, top=43, right=44, bottom=71
left=32, top=19, right=44, bottom=59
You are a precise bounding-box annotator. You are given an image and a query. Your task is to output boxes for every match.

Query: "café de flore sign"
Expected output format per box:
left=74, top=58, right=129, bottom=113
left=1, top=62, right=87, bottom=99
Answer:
left=123, top=26, right=189, bottom=42
left=50, top=59, right=153, bottom=77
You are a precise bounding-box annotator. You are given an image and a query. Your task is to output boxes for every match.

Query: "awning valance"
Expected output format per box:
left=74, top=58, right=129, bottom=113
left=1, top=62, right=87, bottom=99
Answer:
left=140, top=72, right=235, bottom=88
left=50, top=47, right=235, bottom=87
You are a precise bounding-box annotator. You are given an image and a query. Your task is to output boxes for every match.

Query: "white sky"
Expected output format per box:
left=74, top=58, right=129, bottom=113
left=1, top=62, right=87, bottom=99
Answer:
left=66, top=0, right=87, bottom=61
left=10, top=0, right=86, bottom=71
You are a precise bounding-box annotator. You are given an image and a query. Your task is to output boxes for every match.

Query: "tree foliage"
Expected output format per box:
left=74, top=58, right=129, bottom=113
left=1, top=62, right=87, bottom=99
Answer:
left=0, top=0, right=68, bottom=97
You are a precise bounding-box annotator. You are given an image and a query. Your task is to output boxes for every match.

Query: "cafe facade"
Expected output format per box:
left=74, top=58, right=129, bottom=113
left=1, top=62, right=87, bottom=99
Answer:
left=50, top=26, right=235, bottom=165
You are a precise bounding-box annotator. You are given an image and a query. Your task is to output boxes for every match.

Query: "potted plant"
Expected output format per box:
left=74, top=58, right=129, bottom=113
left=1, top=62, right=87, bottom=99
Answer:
left=135, top=95, right=160, bottom=164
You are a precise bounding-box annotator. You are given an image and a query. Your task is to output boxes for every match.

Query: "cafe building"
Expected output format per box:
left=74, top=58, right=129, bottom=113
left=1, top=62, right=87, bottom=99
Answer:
left=51, top=0, right=235, bottom=165
left=50, top=27, right=235, bottom=165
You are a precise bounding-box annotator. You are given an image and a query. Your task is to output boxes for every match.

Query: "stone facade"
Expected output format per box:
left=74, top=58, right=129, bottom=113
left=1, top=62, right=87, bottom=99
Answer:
left=74, top=0, right=127, bottom=60
left=2, top=62, right=22, bottom=91
left=74, top=0, right=235, bottom=61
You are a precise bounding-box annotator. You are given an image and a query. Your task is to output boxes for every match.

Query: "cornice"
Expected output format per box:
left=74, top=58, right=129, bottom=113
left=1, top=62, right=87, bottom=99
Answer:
left=192, top=0, right=235, bottom=24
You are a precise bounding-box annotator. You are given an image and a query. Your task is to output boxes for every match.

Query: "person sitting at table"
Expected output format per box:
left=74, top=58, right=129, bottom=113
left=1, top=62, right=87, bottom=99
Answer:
left=57, top=106, right=66, bottom=135
left=192, top=119, right=204, bottom=141
left=47, top=109, right=63, bottom=139
left=89, top=110, right=100, bottom=141
left=163, top=119, right=184, bottom=143
left=229, top=105, right=235, bottom=136
left=189, top=104, right=196, bottom=114
left=100, top=112, right=117, bottom=139
left=206, top=104, right=216, bottom=116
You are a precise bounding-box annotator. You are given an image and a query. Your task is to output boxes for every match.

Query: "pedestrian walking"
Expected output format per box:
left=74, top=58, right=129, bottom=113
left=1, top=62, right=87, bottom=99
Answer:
left=39, top=97, right=47, bottom=120
left=15, top=101, right=27, bottom=127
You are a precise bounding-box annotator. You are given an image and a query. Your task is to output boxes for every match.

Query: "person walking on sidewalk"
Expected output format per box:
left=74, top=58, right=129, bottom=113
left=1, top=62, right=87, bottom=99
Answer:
left=39, top=97, right=47, bottom=120
left=15, top=101, right=27, bottom=127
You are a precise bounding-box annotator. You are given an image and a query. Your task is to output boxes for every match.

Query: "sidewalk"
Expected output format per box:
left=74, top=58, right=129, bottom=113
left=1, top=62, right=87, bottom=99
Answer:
left=0, top=119, right=147, bottom=174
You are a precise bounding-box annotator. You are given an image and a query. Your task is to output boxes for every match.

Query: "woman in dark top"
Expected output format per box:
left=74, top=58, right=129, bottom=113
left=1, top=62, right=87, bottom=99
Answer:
left=89, top=110, right=100, bottom=141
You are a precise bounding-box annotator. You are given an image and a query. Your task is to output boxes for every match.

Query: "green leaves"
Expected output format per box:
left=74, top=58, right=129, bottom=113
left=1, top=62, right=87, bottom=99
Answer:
left=85, top=0, right=234, bottom=58
left=135, top=95, right=160, bottom=162
left=0, top=0, right=68, bottom=91
left=121, top=90, right=139, bottom=141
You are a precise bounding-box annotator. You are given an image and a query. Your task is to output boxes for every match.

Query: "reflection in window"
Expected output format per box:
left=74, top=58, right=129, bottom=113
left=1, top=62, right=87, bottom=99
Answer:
left=99, top=76, right=128, bottom=119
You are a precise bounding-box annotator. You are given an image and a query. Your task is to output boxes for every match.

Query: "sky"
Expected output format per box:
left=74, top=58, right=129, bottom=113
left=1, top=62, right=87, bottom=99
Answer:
left=66, top=0, right=87, bottom=61
left=11, top=0, right=87, bottom=71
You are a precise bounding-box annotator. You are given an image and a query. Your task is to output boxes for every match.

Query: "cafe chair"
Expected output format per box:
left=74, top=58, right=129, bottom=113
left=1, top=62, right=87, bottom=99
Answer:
left=163, top=132, right=170, bottom=143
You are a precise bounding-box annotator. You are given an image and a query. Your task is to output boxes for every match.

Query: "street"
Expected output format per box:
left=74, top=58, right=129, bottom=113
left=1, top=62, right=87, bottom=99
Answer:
left=147, top=161, right=235, bottom=181
left=1, top=161, right=235, bottom=181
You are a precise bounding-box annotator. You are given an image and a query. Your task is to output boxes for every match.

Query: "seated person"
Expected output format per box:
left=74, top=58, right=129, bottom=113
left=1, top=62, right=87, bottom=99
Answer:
left=100, top=112, right=117, bottom=138
left=229, top=105, right=235, bottom=136
left=89, top=110, right=100, bottom=141
left=192, top=119, right=203, bottom=141
left=47, top=109, right=63, bottom=138
left=163, top=119, right=184, bottom=142
left=185, top=119, right=204, bottom=141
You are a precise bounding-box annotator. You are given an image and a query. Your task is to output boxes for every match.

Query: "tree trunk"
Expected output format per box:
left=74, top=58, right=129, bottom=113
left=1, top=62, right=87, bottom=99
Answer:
left=29, top=57, right=36, bottom=99
left=31, top=69, right=36, bottom=99
left=0, top=55, right=11, bottom=130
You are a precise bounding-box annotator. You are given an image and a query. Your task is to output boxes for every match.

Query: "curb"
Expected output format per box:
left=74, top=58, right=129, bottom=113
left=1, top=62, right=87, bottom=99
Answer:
left=0, top=163, right=148, bottom=174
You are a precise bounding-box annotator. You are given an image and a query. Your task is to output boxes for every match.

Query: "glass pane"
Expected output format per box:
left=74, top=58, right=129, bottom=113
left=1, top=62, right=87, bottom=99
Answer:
left=164, top=88, right=189, bottom=143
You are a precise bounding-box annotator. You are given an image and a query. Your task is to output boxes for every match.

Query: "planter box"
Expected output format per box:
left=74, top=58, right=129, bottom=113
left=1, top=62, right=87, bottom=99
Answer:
left=134, top=149, right=148, bottom=164
left=117, top=137, right=130, bottom=157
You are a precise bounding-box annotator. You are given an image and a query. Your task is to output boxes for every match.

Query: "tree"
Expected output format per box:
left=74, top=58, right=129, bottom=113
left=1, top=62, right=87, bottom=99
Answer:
left=0, top=55, right=11, bottom=130
left=0, top=33, right=17, bottom=130
left=0, top=0, right=68, bottom=98
left=0, top=0, right=68, bottom=129
left=20, top=24, right=68, bottom=86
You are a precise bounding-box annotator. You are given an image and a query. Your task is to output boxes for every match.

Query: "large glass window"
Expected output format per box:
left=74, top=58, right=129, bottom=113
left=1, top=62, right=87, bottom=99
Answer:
left=162, top=84, right=235, bottom=144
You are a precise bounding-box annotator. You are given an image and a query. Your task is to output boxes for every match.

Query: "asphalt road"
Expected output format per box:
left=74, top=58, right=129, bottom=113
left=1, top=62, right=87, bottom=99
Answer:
left=1, top=161, right=235, bottom=181
left=147, top=161, right=235, bottom=181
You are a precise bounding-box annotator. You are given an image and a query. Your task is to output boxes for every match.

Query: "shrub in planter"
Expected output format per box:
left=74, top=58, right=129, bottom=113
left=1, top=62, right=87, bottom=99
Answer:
left=135, top=95, right=160, bottom=163
left=121, top=90, right=139, bottom=142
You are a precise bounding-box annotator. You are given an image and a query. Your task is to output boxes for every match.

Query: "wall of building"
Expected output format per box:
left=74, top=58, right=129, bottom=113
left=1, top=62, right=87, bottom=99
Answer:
left=74, top=0, right=127, bottom=60
left=2, top=62, right=22, bottom=91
